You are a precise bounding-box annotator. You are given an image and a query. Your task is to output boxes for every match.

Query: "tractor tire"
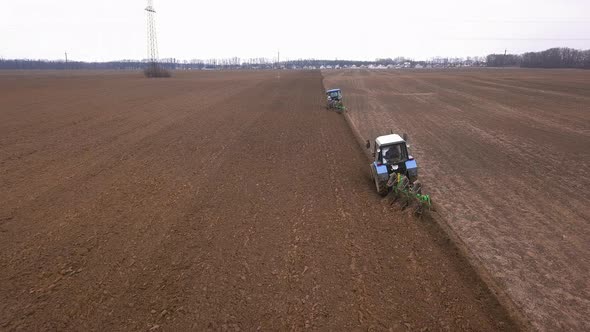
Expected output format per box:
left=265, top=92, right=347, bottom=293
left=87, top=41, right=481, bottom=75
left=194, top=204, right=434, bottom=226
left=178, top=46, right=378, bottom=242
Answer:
left=375, top=177, right=388, bottom=197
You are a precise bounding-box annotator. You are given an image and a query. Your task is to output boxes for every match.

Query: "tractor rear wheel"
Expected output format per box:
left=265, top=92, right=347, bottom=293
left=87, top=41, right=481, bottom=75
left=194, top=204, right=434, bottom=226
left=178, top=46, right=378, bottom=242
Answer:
left=375, top=177, right=388, bottom=197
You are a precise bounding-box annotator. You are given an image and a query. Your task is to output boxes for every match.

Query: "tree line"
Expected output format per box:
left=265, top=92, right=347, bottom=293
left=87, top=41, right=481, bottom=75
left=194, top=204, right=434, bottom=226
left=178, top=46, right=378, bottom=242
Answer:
left=1, top=47, right=588, bottom=70
left=0, top=57, right=479, bottom=70
left=486, top=47, right=590, bottom=68
left=0, top=59, right=147, bottom=70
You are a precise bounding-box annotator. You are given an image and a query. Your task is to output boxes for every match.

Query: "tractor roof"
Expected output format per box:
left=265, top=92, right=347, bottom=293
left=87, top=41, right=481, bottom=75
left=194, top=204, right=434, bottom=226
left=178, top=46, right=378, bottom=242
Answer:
left=376, top=134, right=405, bottom=146
left=326, top=89, right=341, bottom=93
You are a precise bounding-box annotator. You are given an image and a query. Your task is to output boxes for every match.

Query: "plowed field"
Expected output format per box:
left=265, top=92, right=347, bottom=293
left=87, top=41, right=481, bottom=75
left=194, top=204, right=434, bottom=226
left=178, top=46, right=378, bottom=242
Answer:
left=323, top=68, right=590, bottom=332
left=0, top=70, right=519, bottom=330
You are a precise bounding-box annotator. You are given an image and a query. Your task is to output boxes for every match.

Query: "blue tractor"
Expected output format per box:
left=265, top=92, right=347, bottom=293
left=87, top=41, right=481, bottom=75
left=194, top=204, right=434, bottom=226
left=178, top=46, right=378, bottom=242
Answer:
left=326, top=88, right=344, bottom=112
left=367, top=133, right=420, bottom=196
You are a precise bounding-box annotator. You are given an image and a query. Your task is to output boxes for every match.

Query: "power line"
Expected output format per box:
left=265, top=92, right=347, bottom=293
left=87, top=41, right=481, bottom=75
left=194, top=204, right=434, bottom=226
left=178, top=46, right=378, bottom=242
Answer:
left=442, top=38, right=590, bottom=41
left=407, top=17, right=590, bottom=23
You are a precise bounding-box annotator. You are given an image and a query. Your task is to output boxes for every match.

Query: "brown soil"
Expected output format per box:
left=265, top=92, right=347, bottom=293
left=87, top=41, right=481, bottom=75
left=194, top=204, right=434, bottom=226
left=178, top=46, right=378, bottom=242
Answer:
left=0, top=70, right=517, bottom=331
left=323, top=68, right=590, bottom=332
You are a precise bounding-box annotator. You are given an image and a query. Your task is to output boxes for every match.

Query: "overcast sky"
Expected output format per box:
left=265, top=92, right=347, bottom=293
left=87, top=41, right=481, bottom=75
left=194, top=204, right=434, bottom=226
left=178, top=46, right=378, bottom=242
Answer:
left=2, top=0, right=589, bottom=61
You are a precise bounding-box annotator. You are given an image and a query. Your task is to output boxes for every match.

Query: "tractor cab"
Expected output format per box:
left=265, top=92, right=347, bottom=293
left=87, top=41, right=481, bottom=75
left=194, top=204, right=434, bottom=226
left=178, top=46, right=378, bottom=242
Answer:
left=373, top=134, right=410, bottom=166
left=326, top=89, right=342, bottom=101
left=367, top=133, right=419, bottom=196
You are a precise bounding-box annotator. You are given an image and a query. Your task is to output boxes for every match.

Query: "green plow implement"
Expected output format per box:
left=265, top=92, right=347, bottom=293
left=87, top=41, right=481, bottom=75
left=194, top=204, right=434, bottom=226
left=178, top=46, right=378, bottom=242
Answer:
left=388, top=173, right=432, bottom=216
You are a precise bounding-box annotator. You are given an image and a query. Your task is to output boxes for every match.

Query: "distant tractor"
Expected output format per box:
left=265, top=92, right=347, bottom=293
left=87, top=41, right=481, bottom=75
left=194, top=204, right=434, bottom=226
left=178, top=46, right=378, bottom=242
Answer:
left=367, top=133, right=420, bottom=197
left=326, top=88, right=344, bottom=112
